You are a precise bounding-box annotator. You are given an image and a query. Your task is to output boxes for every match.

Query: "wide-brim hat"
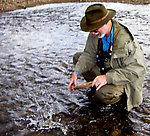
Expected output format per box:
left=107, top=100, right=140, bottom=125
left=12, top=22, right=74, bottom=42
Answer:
left=80, top=4, right=116, bottom=32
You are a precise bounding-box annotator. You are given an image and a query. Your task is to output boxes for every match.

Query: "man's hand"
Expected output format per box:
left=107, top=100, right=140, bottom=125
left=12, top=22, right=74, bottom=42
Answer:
left=92, top=75, right=107, bottom=91
left=68, top=72, right=78, bottom=93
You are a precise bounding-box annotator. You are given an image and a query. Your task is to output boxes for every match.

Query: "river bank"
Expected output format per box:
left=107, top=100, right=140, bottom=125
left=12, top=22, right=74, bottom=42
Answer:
left=0, top=0, right=149, bottom=12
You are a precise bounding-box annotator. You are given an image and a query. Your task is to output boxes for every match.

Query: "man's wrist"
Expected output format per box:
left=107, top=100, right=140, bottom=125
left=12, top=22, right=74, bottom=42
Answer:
left=74, top=71, right=80, bottom=76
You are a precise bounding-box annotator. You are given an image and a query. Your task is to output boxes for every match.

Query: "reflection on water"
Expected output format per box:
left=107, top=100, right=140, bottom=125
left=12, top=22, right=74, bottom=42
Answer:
left=0, top=2, right=150, bottom=136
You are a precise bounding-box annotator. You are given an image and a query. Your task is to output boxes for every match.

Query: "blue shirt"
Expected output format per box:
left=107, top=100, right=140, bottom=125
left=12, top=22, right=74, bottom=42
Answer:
left=102, top=22, right=114, bottom=52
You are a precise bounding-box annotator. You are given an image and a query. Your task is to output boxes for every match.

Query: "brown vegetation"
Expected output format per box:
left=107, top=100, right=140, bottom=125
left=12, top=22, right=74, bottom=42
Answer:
left=0, top=0, right=149, bottom=12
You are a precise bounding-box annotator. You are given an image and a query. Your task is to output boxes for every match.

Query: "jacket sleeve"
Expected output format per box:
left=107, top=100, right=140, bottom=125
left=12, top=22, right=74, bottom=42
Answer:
left=73, top=33, right=97, bottom=75
left=106, top=40, right=146, bottom=86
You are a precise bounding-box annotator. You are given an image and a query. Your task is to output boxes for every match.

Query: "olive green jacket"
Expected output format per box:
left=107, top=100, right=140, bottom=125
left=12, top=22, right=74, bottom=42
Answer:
left=74, top=20, right=146, bottom=111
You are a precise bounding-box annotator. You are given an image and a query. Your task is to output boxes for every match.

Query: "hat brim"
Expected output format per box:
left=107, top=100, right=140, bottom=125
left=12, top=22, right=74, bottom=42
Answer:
left=80, top=9, right=116, bottom=32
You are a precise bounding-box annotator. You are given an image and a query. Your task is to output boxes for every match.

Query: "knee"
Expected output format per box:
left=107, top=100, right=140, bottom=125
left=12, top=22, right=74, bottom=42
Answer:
left=73, top=52, right=82, bottom=65
left=92, top=85, right=124, bottom=105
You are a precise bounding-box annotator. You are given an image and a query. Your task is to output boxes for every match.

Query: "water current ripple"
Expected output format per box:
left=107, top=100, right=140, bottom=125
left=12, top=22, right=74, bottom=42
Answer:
left=0, top=2, right=150, bottom=136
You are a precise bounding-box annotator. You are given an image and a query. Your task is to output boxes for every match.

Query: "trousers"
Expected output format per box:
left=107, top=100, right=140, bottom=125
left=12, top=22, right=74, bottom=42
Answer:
left=73, top=52, right=125, bottom=105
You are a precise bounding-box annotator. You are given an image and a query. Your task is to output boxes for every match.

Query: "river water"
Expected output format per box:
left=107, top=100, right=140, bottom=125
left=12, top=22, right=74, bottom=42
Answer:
left=0, top=2, right=150, bottom=136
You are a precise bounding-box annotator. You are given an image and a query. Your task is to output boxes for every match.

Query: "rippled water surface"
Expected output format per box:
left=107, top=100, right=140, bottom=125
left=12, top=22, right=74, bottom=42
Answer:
left=0, top=2, right=150, bottom=136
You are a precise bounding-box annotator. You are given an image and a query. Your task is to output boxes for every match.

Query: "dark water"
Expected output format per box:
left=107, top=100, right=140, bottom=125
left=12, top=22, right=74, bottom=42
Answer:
left=0, top=3, right=150, bottom=136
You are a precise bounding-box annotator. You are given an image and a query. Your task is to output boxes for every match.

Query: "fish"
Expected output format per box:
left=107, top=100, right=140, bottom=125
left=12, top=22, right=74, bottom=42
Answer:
left=74, top=81, right=93, bottom=90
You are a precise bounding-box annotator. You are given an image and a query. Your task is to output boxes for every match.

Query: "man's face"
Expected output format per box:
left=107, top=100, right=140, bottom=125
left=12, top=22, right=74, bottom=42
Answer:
left=91, top=24, right=108, bottom=38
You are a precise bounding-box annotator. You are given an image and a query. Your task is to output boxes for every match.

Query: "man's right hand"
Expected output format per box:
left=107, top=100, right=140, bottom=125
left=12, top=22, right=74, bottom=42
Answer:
left=68, top=72, right=78, bottom=93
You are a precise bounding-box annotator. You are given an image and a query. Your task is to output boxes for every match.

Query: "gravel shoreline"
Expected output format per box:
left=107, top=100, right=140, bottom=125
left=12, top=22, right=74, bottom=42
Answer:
left=0, top=0, right=149, bottom=12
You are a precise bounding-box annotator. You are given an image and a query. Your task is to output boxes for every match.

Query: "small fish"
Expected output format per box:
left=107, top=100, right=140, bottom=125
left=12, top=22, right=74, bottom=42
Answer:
left=74, top=81, right=93, bottom=90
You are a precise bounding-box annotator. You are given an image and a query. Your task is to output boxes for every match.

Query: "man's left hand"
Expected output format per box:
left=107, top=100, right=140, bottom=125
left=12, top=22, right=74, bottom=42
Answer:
left=92, top=75, right=107, bottom=91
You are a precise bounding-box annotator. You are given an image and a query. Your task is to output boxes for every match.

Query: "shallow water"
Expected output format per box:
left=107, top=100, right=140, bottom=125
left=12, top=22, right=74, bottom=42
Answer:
left=0, top=2, right=150, bottom=136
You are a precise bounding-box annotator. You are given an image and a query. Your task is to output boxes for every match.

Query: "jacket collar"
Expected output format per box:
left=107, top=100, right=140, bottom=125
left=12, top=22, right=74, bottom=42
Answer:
left=112, top=19, right=121, bottom=47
